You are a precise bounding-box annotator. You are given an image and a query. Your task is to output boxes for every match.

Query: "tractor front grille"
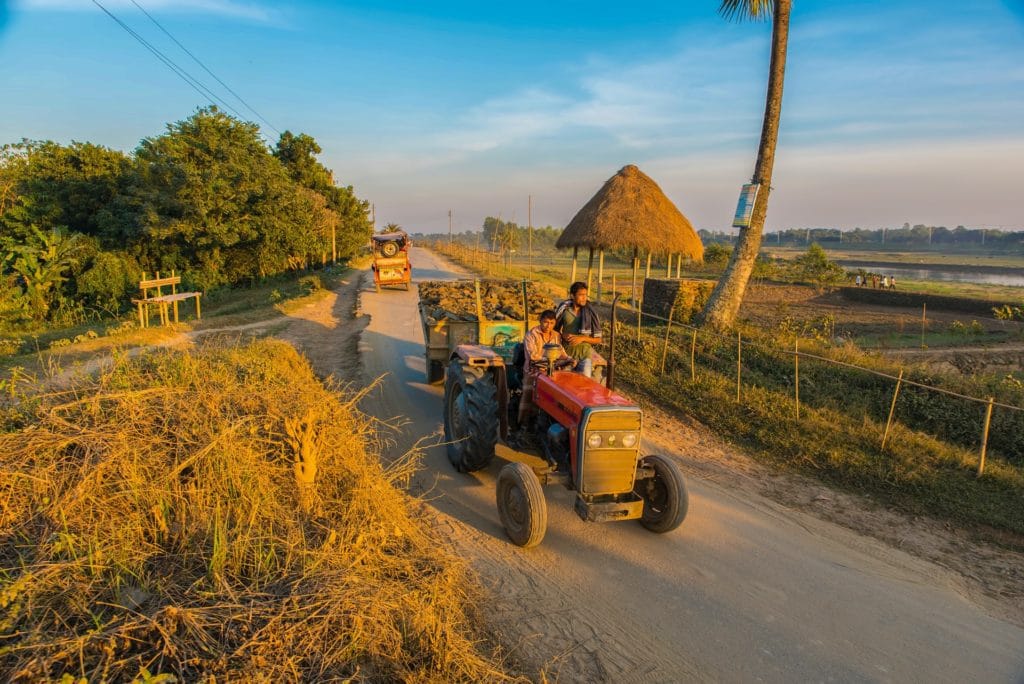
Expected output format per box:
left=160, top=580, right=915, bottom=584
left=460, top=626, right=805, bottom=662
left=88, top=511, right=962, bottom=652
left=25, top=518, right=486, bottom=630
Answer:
left=579, top=408, right=641, bottom=495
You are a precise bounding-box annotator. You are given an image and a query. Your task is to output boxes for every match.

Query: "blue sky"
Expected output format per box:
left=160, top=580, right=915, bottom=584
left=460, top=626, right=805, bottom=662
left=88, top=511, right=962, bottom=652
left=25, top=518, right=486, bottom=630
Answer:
left=2, top=0, right=1023, bottom=234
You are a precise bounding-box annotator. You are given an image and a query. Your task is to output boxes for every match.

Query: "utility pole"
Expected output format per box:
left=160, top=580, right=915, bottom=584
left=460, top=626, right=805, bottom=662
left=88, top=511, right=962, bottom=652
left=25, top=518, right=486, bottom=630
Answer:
left=371, top=203, right=376, bottom=231
left=528, top=195, right=533, bottom=275
left=448, top=209, right=453, bottom=245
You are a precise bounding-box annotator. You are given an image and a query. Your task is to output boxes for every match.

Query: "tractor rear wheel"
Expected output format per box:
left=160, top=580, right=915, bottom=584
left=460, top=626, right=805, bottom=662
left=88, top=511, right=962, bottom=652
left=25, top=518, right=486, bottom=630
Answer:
left=496, top=462, right=547, bottom=547
left=443, top=361, right=499, bottom=472
left=634, top=454, right=688, bottom=534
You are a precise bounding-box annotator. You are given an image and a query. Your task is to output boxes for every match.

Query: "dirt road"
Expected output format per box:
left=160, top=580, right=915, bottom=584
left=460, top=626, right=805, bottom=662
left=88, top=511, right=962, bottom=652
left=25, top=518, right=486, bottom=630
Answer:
left=354, top=247, right=1024, bottom=682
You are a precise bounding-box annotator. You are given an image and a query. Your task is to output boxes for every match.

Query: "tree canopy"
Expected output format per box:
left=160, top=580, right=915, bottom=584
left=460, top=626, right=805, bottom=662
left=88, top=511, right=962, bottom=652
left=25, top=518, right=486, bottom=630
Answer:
left=0, top=107, right=372, bottom=323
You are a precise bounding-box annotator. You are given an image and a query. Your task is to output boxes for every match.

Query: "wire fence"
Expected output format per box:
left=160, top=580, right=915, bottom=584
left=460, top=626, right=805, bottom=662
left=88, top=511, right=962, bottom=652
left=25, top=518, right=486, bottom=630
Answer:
left=430, top=241, right=1024, bottom=474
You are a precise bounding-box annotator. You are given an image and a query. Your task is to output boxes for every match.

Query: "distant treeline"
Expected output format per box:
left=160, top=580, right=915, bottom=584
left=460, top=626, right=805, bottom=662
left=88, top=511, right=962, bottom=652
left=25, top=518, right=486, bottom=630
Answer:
left=1, top=106, right=372, bottom=325
left=700, top=224, right=1024, bottom=249
left=418, top=217, right=563, bottom=253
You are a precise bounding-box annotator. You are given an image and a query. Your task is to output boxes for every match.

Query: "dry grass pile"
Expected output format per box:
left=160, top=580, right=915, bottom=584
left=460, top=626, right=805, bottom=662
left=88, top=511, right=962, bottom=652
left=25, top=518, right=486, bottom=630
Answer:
left=0, top=339, right=509, bottom=682
left=418, top=280, right=552, bottom=320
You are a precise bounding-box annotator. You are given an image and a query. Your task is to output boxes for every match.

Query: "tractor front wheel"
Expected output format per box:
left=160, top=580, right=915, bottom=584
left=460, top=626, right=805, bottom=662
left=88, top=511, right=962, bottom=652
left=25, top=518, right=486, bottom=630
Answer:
left=634, top=454, right=689, bottom=534
left=496, top=462, right=547, bottom=547
left=443, top=361, right=499, bottom=472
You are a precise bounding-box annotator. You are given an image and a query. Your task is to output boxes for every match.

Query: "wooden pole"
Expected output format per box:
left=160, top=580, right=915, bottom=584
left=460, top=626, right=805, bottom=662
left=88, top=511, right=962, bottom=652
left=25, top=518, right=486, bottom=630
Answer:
left=586, top=247, right=595, bottom=292
left=631, top=247, right=639, bottom=308
left=690, top=329, right=697, bottom=382
left=676, top=254, right=682, bottom=279
left=736, top=331, right=742, bottom=403
left=881, top=369, right=905, bottom=450
left=977, top=397, right=995, bottom=477
left=660, top=305, right=675, bottom=373
left=645, top=252, right=652, bottom=279
left=611, top=273, right=618, bottom=335
left=666, top=253, right=673, bottom=278
left=331, top=222, right=337, bottom=264
left=794, top=337, right=800, bottom=419
left=597, top=249, right=605, bottom=303
left=920, top=303, right=927, bottom=348
left=570, top=246, right=578, bottom=283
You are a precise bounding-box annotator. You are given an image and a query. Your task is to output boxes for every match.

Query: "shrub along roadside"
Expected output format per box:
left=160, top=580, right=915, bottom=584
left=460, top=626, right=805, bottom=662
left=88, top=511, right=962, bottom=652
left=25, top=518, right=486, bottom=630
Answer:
left=0, top=340, right=510, bottom=681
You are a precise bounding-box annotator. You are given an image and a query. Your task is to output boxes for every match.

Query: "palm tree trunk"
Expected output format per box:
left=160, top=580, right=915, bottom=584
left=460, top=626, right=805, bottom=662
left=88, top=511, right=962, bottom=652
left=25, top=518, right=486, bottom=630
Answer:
left=701, top=0, right=791, bottom=330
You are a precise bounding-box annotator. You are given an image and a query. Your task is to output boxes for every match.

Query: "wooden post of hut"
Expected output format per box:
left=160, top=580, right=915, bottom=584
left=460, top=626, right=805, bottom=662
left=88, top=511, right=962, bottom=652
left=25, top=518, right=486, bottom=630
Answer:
left=645, top=252, right=652, bottom=280
left=586, top=247, right=595, bottom=292
left=631, top=246, right=639, bottom=307
left=597, top=249, right=605, bottom=303
left=666, top=253, right=673, bottom=277
left=570, top=246, right=578, bottom=283
left=676, top=253, right=682, bottom=279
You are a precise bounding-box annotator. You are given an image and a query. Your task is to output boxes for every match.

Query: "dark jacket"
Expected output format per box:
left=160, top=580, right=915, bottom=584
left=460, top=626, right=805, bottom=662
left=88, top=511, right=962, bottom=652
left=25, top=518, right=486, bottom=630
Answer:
left=553, top=300, right=602, bottom=340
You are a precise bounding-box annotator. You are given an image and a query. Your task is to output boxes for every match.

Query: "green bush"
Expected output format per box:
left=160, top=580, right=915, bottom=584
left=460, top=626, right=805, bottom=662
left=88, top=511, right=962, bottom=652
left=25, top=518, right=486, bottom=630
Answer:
left=75, top=251, right=142, bottom=312
left=298, top=274, right=322, bottom=295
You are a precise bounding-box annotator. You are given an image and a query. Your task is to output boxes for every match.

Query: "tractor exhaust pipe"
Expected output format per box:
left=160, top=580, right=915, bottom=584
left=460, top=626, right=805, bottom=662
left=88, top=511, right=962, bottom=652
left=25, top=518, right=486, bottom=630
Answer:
left=608, top=292, right=621, bottom=390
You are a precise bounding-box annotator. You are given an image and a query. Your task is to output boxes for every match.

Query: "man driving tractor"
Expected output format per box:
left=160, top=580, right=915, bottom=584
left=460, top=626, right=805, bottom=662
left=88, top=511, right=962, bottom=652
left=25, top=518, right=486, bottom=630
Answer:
left=518, top=309, right=574, bottom=427
left=554, top=281, right=602, bottom=378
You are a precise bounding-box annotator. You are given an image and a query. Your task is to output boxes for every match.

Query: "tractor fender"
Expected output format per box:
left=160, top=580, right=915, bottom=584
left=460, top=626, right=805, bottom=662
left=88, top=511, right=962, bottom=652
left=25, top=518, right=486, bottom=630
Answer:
left=451, top=344, right=506, bottom=368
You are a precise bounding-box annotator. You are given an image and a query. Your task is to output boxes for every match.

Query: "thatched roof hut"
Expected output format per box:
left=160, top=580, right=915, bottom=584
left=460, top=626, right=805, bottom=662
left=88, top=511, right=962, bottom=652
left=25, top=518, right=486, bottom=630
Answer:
left=557, top=164, right=703, bottom=261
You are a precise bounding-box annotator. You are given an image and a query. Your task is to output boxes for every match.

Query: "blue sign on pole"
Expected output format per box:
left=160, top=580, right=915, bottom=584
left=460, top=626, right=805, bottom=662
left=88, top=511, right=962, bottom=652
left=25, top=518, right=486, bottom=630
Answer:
left=732, top=183, right=760, bottom=228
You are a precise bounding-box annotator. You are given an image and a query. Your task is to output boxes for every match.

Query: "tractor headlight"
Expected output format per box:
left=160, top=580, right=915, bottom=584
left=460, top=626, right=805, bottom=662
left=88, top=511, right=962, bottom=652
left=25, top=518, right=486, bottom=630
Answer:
left=587, top=433, right=603, bottom=449
left=621, top=433, right=638, bottom=448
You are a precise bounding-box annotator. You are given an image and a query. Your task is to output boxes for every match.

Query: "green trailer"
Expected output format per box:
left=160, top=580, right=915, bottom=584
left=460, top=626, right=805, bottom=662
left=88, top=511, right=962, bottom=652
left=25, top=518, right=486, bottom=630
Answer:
left=418, top=279, right=538, bottom=384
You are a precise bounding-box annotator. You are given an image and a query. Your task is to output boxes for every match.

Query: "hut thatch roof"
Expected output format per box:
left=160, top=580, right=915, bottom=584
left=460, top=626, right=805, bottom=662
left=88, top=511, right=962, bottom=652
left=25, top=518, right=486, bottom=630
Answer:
left=556, top=164, right=703, bottom=260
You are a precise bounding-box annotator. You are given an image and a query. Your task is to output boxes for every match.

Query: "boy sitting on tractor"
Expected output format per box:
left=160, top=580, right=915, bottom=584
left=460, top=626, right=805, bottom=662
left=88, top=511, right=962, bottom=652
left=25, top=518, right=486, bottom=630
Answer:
left=554, top=281, right=603, bottom=378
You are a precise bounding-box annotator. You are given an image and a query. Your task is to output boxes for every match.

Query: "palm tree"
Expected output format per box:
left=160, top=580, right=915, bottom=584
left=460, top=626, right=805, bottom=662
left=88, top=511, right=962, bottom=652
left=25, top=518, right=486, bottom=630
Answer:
left=701, top=0, right=792, bottom=330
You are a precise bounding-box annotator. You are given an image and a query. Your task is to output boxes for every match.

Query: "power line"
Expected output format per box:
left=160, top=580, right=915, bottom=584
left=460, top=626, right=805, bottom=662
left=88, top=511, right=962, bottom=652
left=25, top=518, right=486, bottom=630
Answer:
left=129, top=0, right=281, bottom=136
left=91, top=0, right=249, bottom=124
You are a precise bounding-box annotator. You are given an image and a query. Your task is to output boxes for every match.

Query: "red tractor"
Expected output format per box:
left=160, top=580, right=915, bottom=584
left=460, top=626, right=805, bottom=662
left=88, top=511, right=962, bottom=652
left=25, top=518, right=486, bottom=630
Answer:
left=441, top=295, right=688, bottom=547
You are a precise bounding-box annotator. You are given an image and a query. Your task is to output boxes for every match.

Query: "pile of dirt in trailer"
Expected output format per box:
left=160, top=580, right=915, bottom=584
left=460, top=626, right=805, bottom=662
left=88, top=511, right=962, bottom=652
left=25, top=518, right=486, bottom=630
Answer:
left=418, top=280, right=554, bottom=320
left=0, top=340, right=511, bottom=682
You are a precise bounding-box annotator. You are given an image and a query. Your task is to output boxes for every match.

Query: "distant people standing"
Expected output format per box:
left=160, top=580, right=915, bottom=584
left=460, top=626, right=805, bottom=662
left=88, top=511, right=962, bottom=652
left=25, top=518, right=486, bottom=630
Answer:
left=882, top=275, right=889, bottom=289
left=889, top=276, right=896, bottom=290
left=871, top=275, right=878, bottom=289
left=855, top=274, right=862, bottom=287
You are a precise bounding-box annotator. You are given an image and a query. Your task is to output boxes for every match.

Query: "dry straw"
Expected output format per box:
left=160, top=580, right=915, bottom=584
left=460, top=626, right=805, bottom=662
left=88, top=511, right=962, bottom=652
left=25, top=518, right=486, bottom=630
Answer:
left=0, top=339, right=511, bottom=682
left=556, top=164, right=704, bottom=259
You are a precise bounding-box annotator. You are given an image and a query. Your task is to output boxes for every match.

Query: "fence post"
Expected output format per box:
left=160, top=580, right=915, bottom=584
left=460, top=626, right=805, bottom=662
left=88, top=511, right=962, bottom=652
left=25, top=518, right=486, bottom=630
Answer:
left=736, top=330, right=742, bottom=403
left=881, top=369, right=904, bottom=450
left=920, top=303, right=927, bottom=349
left=690, top=329, right=697, bottom=382
left=660, top=305, right=675, bottom=374
left=794, top=337, right=800, bottom=420
left=977, top=397, right=995, bottom=477
left=637, top=302, right=642, bottom=342
left=612, top=274, right=618, bottom=335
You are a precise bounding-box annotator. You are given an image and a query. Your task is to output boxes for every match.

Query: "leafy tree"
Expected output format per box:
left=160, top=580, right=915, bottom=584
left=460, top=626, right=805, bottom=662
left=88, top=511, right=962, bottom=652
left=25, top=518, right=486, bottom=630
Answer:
left=274, top=131, right=373, bottom=261
left=790, top=243, right=845, bottom=290
left=702, top=0, right=792, bottom=329
left=6, top=226, right=86, bottom=318
left=133, top=107, right=316, bottom=288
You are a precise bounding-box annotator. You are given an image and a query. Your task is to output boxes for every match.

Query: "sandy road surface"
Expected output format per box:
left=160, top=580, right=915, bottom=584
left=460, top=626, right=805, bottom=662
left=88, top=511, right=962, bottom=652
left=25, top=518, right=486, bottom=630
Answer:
left=357, top=247, right=1024, bottom=682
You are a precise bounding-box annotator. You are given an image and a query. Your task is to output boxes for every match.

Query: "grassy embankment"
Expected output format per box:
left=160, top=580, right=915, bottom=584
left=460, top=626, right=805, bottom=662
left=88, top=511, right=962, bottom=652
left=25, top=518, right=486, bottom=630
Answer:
left=0, top=260, right=365, bottom=379
left=0, top=339, right=510, bottom=681
left=428, top=241, right=1024, bottom=540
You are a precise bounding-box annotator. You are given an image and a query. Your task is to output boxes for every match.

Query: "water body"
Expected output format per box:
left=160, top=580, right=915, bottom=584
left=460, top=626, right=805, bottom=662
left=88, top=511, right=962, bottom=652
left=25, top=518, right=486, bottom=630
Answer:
left=839, top=263, right=1024, bottom=287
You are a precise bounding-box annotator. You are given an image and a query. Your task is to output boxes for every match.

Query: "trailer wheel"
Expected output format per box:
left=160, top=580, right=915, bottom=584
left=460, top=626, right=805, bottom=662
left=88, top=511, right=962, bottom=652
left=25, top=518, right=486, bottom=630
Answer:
left=497, top=462, right=547, bottom=547
left=443, top=361, right=498, bottom=472
left=634, top=454, right=689, bottom=534
left=380, top=241, right=400, bottom=257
